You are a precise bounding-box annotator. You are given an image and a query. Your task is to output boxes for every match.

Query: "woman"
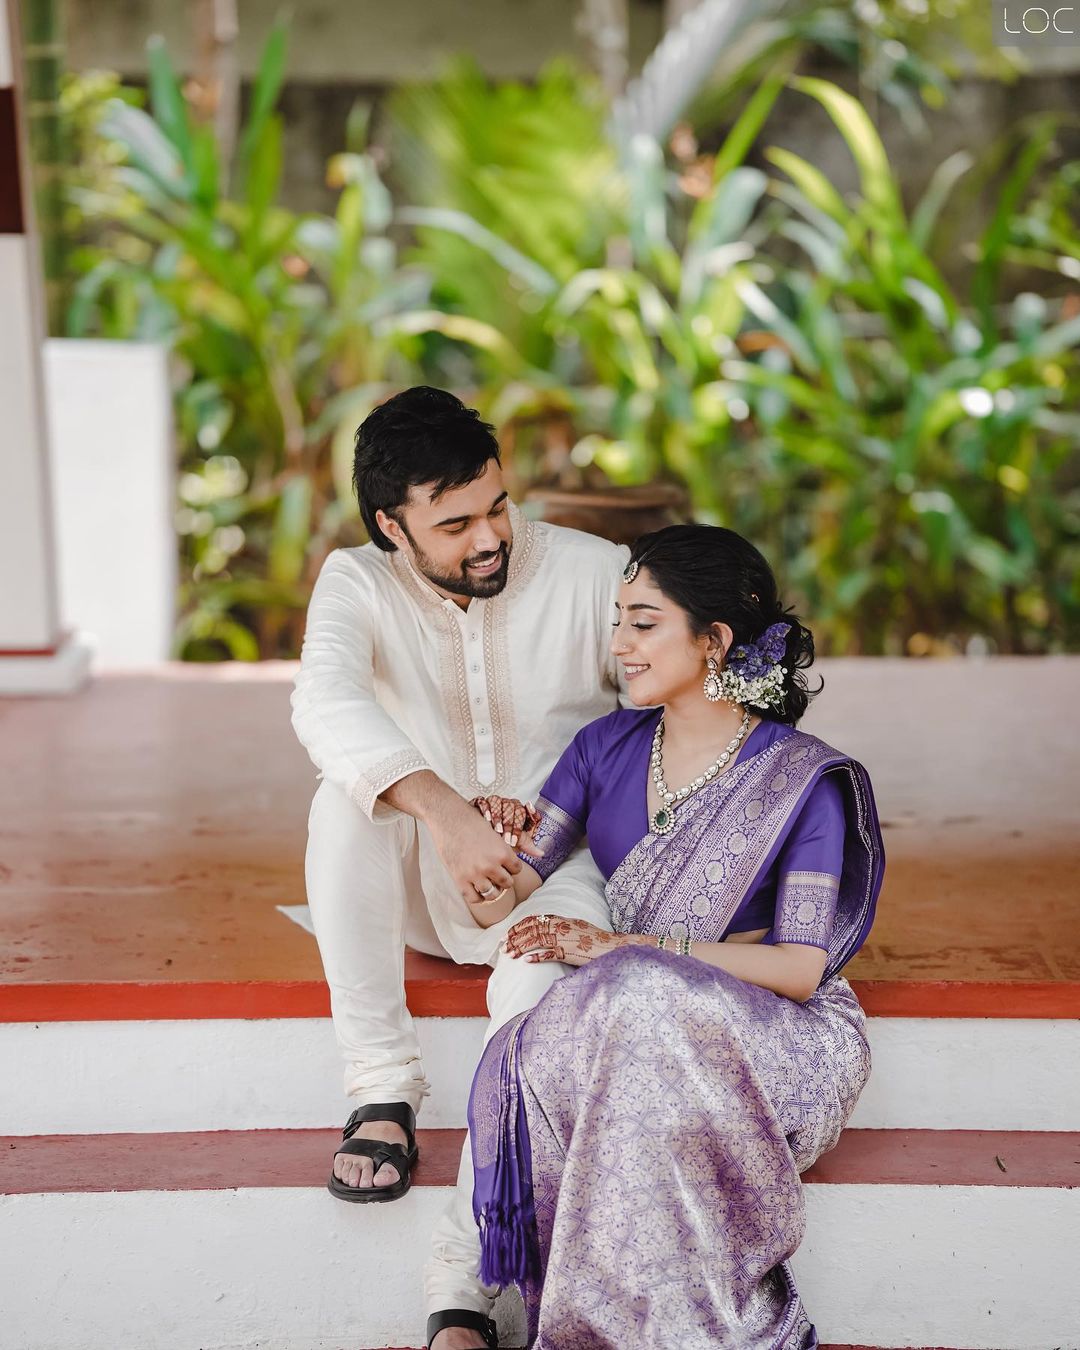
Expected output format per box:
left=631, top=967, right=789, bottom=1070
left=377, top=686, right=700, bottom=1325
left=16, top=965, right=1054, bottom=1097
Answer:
left=461, top=524, right=884, bottom=1350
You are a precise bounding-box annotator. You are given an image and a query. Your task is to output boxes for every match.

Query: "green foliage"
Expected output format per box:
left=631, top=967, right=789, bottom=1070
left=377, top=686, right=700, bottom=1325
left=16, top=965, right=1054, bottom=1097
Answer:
left=381, top=63, right=1080, bottom=655
left=62, top=26, right=427, bottom=659
left=734, top=84, right=1080, bottom=654
left=62, top=23, right=1079, bottom=658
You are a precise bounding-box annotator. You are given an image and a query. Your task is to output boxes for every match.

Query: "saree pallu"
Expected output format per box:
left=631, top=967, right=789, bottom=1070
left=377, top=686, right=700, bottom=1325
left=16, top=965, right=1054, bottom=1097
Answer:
left=470, top=733, right=884, bottom=1349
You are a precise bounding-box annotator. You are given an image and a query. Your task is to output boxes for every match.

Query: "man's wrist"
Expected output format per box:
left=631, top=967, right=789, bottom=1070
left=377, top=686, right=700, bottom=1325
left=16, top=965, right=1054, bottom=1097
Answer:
left=380, top=769, right=464, bottom=829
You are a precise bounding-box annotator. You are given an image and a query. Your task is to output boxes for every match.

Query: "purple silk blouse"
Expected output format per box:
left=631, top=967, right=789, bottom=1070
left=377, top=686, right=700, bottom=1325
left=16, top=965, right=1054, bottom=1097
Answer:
left=522, top=707, right=846, bottom=948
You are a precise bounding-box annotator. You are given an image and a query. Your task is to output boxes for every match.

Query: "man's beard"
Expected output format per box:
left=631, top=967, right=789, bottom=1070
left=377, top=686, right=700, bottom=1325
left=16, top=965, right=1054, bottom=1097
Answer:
left=405, top=533, right=512, bottom=600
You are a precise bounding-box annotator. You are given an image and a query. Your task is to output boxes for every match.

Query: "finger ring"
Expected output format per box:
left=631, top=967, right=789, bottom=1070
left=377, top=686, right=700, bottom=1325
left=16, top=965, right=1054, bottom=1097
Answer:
left=478, top=884, right=497, bottom=898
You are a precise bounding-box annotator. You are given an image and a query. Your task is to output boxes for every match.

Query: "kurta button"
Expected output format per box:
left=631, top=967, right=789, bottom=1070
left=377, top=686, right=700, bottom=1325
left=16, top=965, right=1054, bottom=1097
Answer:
left=471, top=664, right=480, bottom=674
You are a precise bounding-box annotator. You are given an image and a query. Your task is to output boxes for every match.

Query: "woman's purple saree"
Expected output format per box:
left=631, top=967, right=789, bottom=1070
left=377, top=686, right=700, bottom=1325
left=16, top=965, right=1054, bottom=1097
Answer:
left=469, top=730, right=884, bottom=1349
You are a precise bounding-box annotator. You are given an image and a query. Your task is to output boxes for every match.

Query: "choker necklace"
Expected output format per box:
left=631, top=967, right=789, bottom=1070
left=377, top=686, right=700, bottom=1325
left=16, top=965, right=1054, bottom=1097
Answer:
left=649, top=708, right=752, bottom=836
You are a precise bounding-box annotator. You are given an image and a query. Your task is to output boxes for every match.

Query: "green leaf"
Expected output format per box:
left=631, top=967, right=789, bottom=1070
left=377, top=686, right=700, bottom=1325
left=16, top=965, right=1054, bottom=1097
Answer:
left=398, top=206, right=558, bottom=294
left=734, top=278, right=820, bottom=375
left=101, top=101, right=187, bottom=198
left=792, top=77, right=902, bottom=223
left=765, top=147, right=849, bottom=226
left=973, top=116, right=1057, bottom=334
left=146, top=35, right=193, bottom=170
left=268, top=477, right=314, bottom=585
left=910, top=150, right=974, bottom=251
left=236, top=19, right=290, bottom=188
left=244, top=114, right=283, bottom=226
left=708, top=59, right=791, bottom=190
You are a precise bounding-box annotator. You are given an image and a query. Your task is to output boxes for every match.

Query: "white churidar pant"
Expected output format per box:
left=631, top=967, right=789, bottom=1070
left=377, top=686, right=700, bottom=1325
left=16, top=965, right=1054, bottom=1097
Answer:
left=304, top=776, right=612, bottom=1314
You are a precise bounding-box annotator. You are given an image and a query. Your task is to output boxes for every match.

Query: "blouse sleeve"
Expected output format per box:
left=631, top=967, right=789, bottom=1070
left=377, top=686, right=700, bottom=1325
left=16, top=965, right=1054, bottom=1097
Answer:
left=516, top=723, right=594, bottom=881
left=772, top=772, right=846, bottom=951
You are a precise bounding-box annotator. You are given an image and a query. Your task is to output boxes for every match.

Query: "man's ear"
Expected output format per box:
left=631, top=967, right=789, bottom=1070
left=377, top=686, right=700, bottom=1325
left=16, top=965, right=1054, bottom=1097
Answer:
left=375, top=508, right=406, bottom=550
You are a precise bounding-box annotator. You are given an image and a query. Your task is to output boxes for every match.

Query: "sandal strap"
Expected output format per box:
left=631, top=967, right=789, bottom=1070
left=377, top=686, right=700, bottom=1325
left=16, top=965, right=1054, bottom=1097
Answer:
left=426, top=1308, right=498, bottom=1349
left=335, top=1138, right=412, bottom=1172
left=342, top=1100, right=417, bottom=1149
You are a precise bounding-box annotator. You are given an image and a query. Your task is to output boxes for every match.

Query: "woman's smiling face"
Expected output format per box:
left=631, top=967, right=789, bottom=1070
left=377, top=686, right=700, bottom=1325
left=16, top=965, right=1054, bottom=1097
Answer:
left=610, top=567, right=730, bottom=707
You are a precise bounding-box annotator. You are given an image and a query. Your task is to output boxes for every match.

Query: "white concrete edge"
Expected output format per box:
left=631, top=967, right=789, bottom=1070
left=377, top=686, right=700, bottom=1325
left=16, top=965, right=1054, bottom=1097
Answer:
left=2, top=1016, right=1079, bottom=1135
left=1, top=1185, right=1077, bottom=1348
left=0, top=631, right=94, bottom=694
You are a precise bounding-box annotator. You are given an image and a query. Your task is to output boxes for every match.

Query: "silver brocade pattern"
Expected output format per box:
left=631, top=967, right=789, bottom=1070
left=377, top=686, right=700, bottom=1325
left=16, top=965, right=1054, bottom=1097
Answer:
left=472, top=729, right=882, bottom=1348
left=486, top=950, right=870, bottom=1348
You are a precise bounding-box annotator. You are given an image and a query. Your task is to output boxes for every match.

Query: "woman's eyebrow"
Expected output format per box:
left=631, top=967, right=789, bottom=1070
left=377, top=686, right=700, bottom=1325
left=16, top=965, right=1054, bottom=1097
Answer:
left=614, top=602, right=662, bottom=612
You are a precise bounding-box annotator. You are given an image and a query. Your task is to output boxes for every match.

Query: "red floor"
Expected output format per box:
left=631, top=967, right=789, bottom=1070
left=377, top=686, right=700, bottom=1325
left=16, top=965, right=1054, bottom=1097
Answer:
left=1, top=661, right=1078, bottom=1020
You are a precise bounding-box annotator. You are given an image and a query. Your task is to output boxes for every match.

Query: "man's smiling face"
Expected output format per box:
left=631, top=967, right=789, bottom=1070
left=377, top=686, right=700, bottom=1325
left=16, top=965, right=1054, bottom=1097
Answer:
left=377, top=459, right=514, bottom=601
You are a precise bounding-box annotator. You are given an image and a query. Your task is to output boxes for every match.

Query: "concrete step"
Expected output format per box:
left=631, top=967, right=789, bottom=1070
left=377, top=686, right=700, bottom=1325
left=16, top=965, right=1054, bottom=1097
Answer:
left=3, top=1128, right=1077, bottom=1350
left=3, top=1009, right=1078, bottom=1135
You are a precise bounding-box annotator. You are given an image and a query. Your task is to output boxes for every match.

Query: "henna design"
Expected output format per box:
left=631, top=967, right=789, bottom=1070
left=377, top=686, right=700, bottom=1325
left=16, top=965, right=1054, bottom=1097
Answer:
left=507, top=917, right=626, bottom=967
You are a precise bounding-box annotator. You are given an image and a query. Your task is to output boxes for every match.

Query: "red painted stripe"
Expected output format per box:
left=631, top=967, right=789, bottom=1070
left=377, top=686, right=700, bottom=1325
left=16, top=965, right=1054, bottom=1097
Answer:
left=2, top=1128, right=1077, bottom=1197
left=0, top=644, right=61, bottom=658
left=2, top=974, right=1078, bottom=1022
left=851, top=979, right=1080, bottom=1019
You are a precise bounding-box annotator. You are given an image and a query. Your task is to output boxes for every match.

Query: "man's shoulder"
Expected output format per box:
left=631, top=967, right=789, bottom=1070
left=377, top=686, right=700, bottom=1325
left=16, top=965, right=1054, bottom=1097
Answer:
left=530, top=518, right=630, bottom=579
left=317, top=541, right=393, bottom=584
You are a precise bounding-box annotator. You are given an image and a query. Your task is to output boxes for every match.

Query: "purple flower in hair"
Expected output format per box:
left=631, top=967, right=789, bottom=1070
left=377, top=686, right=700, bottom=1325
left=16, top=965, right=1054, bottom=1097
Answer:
left=727, top=622, right=790, bottom=679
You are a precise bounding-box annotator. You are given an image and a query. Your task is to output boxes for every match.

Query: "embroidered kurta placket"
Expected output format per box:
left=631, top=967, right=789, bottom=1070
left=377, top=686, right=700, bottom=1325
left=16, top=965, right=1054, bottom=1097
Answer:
left=447, top=599, right=497, bottom=789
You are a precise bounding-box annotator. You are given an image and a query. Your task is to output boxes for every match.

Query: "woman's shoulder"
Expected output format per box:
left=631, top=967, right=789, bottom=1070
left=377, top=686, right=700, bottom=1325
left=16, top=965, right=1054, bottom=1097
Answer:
left=573, top=705, right=660, bottom=754
left=757, top=721, right=853, bottom=765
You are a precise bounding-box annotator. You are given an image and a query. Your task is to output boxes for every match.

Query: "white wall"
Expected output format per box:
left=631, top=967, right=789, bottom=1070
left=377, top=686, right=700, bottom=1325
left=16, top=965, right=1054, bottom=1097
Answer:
left=44, top=339, right=176, bottom=668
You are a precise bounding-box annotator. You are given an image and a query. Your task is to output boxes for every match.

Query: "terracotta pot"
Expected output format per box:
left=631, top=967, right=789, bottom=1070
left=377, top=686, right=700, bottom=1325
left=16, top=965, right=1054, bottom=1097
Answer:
left=522, top=482, right=691, bottom=547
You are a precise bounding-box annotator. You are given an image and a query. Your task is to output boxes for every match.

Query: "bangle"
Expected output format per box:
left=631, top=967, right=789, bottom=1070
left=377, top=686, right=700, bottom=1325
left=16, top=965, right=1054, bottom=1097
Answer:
left=675, top=935, right=692, bottom=957
left=656, top=934, right=667, bottom=951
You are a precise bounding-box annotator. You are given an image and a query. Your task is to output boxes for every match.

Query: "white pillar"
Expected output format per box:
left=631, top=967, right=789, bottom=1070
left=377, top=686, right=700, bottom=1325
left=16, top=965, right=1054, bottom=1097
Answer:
left=0, top=0, right=90, bottom=692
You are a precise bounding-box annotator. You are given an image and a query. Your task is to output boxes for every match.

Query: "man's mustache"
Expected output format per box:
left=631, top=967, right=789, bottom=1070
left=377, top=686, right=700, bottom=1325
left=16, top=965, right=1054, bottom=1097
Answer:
left=464, top=545, right=507, bottom=568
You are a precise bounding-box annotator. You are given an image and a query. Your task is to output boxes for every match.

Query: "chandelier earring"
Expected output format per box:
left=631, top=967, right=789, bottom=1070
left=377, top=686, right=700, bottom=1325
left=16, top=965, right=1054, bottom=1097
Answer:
left=703, top=656, right=724, bottom=703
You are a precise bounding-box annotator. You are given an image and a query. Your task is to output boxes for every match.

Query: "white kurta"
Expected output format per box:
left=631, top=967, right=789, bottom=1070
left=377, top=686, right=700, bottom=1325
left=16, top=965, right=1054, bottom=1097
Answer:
left=291, top=499, right=629, bottom=963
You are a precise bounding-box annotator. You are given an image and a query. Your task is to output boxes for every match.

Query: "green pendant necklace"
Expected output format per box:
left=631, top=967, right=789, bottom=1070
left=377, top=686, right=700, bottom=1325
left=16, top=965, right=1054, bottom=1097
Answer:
left=649, top=708, right=751, bottom=836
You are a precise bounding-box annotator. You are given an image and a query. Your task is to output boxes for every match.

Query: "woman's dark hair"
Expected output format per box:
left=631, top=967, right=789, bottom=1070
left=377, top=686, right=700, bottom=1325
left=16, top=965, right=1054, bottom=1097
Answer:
left=353, top=386, right=501, bottom=551
left=627, top=524, right=821, bottom=726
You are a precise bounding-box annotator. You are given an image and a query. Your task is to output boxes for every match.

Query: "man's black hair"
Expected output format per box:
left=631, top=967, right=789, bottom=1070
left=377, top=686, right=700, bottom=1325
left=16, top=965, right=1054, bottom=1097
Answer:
left=353, top=387, right=501, bottom=551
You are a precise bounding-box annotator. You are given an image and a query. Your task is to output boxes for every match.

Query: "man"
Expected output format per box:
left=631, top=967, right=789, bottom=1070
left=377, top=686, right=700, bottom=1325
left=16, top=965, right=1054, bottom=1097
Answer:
left=290, top=386, right=628, bottom=1349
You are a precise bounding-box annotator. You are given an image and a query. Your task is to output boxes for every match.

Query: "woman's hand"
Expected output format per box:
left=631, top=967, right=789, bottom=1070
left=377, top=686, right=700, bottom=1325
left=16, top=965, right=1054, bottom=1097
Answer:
left=471, top=795, right=543, bottom=858
left=505, top=914, right=625, bottom=967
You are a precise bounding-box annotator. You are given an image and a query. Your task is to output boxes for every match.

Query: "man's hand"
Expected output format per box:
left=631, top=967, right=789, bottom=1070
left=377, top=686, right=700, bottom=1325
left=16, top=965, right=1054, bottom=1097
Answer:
left=379, top=771, right=542, bottom=906
left=427, top=795, right=526, bottom=906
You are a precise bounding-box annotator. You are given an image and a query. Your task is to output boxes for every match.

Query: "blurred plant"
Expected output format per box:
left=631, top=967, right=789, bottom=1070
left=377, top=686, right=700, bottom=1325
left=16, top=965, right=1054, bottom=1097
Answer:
left=22, top=0, right=68, bottom=330
left=710, top=83, right=1080, bottom=653
left=384, top=66, right=1079, bottom=654
left=63, top=24, right=429, bottom=659
left=388, top=57, right=623, bottom=373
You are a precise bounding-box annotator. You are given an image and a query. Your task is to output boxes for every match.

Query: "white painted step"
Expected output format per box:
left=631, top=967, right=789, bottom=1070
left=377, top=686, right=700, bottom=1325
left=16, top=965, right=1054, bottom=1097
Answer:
left=2, top=1180, right=1077, bottom=1349
left=3, top=1015, right=1079, bottom=1134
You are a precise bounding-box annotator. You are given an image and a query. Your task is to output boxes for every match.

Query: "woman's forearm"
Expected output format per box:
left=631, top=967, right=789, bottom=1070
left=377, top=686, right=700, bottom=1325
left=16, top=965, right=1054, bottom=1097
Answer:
left=622, top=933, right=826, bottom=1002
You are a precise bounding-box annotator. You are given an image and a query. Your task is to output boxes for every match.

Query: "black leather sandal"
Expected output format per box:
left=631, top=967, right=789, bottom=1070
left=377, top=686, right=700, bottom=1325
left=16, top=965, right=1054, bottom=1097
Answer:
left=326, top=1101, right=419, bottom=1203
left=426, top=1308, right=499, bottom=1349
